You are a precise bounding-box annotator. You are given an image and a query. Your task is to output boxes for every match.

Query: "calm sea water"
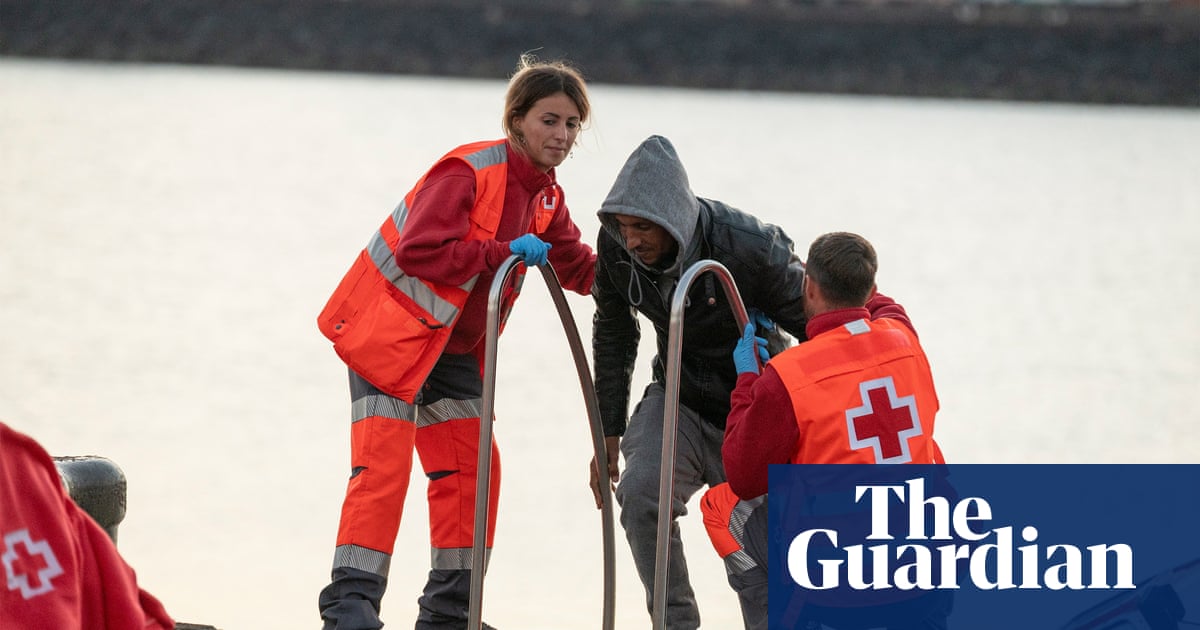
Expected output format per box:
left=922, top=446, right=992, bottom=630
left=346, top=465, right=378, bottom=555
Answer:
left=1, top=58, right=1197, bottom=629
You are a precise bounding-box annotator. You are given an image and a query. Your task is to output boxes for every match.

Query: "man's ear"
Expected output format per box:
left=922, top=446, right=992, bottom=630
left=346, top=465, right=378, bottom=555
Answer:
left=804, top=273, right=820, bottom=306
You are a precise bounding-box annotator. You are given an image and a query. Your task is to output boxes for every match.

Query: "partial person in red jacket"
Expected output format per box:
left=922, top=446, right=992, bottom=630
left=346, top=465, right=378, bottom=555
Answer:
left=1, top=422, right=174, bottom=630
left=700, top=232, right=949, bottom=630
left=315, top=55, right=597, bottom=630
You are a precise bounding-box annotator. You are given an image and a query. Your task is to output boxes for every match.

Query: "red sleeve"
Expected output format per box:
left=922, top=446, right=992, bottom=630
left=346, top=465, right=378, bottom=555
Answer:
left=1, top=424, right=174, bottom=630
left=722, top=367, right=799, bottom=500
left=393, top=159, right=510, bottom=286
left=542, top=197, right=596, bottom=296
left=75, top=503, right=174, bottom=629
left=866, top=291, right=917, bottom=337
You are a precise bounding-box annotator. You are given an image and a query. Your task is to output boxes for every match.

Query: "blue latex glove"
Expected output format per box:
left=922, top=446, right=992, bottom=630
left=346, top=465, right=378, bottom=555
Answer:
left=733, top=322, right=770, bottom=375
left=748, top=308, right=776, bottom=335
left=509, top=233, right=551, bottom=267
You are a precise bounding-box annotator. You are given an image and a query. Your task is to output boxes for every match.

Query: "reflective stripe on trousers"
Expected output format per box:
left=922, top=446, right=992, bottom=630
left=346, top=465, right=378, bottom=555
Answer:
left=332, top=355, right=499, bottom=577
left=724, top=494, right=764, bottom=575
left=700, top=482, right=765, bottom=575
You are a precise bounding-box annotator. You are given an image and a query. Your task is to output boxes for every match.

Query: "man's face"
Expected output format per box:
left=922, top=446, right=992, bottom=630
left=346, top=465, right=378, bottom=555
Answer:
left=613, top=213, right=675, bottom=266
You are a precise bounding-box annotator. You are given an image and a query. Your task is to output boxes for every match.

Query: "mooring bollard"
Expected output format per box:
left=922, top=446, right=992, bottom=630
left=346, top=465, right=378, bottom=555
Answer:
left=54, top=455, right=127, bottom=543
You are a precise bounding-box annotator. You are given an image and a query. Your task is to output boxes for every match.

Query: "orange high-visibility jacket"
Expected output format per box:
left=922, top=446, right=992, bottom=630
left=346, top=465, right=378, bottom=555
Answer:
left=774, top=317, right=942, bottom=465
left=317, top=140, right=556, bottom=401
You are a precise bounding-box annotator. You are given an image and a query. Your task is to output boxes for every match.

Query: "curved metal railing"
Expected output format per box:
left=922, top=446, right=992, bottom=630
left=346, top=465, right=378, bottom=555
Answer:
left=653, top=259, right=753, bottom=630
left=468, top=255, right=616, bottom=630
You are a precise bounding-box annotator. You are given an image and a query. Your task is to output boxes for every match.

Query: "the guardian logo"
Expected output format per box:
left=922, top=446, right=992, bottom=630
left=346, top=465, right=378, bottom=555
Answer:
left=786, top=477, right=1136, bottom=592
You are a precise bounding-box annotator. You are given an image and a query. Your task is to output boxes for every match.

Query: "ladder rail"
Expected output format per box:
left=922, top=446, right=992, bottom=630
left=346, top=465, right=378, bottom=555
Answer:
left=469, top=255, right=616, bottom=630
left=652, top=259, right=752, bottom=630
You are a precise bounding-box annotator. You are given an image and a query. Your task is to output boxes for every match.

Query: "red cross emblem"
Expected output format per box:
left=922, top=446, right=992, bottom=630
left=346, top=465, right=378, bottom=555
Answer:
left=539, top=187, right=559, bottom=211
left=3, top=528, right=64, bottom=599
left=844, top=376, right=923, bottom=463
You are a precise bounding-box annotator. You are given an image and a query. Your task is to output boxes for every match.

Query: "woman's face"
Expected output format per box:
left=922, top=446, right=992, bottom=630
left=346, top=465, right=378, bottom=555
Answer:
left=512, top=92, right=582, bottom=172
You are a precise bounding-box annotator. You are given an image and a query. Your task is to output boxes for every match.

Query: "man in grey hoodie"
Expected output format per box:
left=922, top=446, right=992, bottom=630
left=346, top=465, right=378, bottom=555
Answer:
left=589, top=135, right=808, bottom=629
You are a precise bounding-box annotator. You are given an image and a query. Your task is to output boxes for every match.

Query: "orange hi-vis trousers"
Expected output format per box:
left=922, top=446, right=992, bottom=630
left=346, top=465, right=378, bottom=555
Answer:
left=700, top=482, right=763, bottom=577
left=701, top=482, right=770, bottom=630
left=331, top=355, right=501, bottom=579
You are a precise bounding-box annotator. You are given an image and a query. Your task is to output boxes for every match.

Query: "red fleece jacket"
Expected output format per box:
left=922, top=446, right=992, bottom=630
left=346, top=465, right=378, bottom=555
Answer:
left=1, top=422, right=174, bottom=629
left=394, top=142, right=596, bottom=355
left=722, top=292, right=917, bottom=499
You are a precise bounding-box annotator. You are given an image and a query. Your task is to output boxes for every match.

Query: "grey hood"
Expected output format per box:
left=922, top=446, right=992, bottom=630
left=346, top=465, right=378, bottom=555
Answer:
left=598, top=135, right=701, bottom=276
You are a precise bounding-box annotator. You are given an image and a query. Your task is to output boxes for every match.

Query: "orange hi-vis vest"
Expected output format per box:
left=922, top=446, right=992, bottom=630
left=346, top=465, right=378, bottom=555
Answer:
left=317, top=140, right=558, bottom=401
left=773, top=317, right=942, bottom=465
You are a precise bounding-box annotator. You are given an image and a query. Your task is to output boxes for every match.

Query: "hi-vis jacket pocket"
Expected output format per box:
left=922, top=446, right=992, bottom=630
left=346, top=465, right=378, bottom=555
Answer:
left=317, top=252, right=452, bottom=401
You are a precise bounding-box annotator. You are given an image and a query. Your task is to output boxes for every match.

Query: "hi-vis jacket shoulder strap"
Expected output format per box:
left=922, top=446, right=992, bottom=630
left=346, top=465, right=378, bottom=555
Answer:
left=317, top=140, right=529, bottom=402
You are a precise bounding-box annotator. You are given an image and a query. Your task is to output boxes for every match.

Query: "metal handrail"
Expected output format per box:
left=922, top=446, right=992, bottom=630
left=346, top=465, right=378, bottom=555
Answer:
left=468, top=255, right=616, bottom=630
left=653, top=259, right=753, bottom=630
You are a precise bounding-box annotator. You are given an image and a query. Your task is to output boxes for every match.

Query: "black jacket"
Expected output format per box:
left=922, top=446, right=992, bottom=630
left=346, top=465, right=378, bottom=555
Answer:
left=592, top=136, right=807, bottom=436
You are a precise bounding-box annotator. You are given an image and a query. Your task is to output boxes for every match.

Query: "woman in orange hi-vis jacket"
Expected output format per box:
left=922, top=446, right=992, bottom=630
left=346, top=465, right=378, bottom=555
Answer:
left=701, top=232, right=949, bottom=630
left=316, top=56, right=597, bottom=630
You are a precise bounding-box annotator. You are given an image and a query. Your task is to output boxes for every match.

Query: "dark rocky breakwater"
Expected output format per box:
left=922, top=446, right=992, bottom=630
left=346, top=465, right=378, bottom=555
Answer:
left=2, top=0, right=1197, bottom=106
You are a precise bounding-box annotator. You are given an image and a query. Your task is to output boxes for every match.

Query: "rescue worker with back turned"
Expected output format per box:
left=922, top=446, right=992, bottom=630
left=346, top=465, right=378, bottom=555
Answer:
left=700, top=231, right=950, bottom=629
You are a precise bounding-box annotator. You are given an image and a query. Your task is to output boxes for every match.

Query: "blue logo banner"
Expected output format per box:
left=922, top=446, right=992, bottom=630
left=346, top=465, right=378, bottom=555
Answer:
left=767, top=464, right=1200, bottom=629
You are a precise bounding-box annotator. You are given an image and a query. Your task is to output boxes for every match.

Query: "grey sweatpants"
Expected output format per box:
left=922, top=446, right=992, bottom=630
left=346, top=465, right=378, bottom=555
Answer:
left=616, top=383, right=727, bottom=630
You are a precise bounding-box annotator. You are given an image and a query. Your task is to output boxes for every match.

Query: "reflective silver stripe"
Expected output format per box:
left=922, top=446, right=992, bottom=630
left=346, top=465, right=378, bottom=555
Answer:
left=358, top=143, right=505, bottom=332
left=332, top=544, right=392, bottom=577
left=389, top=199, right=410, bottom=240
left=365, top=207, right=482, bottom=327
left=723, top=495, right=765, bottom=575
left=728, top=495, right=764, bottom=543
left=416, top=397, right=484, bottom=428
left=724, top=549, right=758, bottom=575
left=844, top=318, right=870, bottom=335
left=364, top=200, right=413, bottom=292
left=431, top=546, right=491, bottom=571
left=366, top=228, right=465, bottom=327
left=462, top=142, right=507, bottom=171
left=352, top=393, right=417, bottom=424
